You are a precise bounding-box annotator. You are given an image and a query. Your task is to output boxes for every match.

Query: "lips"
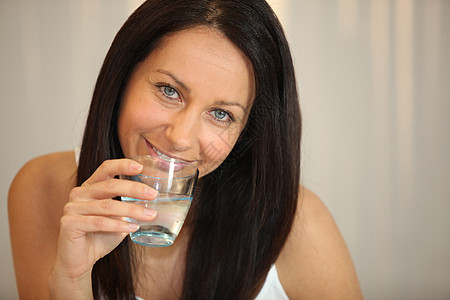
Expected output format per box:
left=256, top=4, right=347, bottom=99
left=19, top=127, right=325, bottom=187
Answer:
left=152, top=145, right=178, bottom=162
left=144, top=139, right=195, bottom=165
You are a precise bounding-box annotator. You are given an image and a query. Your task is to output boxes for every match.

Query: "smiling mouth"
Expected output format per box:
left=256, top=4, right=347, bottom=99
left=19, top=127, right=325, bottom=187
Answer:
left=152, top=145, right=178, bottom=162
left=145, top=140, right=195, bottom=165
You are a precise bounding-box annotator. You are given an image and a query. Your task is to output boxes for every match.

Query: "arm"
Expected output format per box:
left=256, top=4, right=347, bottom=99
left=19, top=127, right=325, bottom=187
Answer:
left=8, top=152, right=158, bottom=299
left=8, top=152, right=75, bottom=299
left=276, top=187, right=363, bottom=299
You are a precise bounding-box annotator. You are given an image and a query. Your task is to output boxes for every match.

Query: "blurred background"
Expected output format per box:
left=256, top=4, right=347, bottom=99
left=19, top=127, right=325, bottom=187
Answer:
left=1, top=0, right=449, bottom=299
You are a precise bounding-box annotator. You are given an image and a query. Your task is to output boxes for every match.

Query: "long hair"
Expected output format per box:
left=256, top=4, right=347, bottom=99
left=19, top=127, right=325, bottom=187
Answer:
left=76, top=0, right=301, bottom=299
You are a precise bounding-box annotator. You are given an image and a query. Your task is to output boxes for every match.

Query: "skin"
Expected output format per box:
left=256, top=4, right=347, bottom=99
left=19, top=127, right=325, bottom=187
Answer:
left=8, top=27, right=363, bottom=299
left=118, top=26, right=254, bottom=177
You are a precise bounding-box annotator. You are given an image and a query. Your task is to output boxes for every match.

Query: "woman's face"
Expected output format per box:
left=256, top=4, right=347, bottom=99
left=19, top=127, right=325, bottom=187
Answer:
left=118, top=26, right=255, bottom=177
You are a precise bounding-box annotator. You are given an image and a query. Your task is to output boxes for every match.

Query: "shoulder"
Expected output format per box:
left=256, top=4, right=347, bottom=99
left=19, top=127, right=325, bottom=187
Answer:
left=9, top=151, right=77, bottom=209
left=9, top=150, right=77, bottom=228
left=275, top=186, right=363, bottom=299
left=8, top=151, right=77, bottom=297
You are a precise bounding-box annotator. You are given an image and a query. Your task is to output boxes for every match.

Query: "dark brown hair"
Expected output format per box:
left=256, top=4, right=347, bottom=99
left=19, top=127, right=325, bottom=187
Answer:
left=77, top=0, right=301, bottom=299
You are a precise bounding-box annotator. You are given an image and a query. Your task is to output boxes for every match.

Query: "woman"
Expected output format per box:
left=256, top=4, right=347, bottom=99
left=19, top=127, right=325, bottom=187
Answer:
left=8, top=0, right=362, bottom=299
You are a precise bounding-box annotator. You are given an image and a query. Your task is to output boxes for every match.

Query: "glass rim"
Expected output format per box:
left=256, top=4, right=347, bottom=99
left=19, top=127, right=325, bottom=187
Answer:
left=123, top=171, right=198, bottom=181
left=126, top=155, right=198, bottom=169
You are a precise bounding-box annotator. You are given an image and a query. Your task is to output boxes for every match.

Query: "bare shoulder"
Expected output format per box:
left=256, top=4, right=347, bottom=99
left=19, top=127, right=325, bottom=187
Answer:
left=8, top=151, right=77, bottom=297
left=9, top=150, right=77, bottom=215
left=276, top=186, right=363, bottom=299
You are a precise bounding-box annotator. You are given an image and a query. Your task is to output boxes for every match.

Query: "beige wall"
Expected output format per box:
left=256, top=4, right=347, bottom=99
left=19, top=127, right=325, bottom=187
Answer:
left=1, top=1, right=449, bottom=299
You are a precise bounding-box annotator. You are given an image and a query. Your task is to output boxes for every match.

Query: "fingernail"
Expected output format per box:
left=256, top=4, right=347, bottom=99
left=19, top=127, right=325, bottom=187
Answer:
left=144, top=209, right=157, bottom=217
left=128, top=222, right=139, bottom=230
left=131, top=162, right=143, bottom=171
left=144, top=187, right=157, bottom=198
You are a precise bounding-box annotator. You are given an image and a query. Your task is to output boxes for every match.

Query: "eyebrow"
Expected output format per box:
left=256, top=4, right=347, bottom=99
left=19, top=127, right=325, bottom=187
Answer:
left=213, top=100, right=248, bottom=113
left=156, top=68, right=249, bottom=113
left=156, top=69, right=191, bottom=93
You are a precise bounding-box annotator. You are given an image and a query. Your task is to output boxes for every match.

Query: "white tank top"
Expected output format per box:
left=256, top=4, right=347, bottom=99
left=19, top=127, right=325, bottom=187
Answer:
left=135, top=265, right=288, bottom=300
left=254, top=264, right=289, bottom=299
left=75, top=149, right=288, bottom=299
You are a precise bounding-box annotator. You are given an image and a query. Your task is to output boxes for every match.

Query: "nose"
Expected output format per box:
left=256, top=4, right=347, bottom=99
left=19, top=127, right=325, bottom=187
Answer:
left=165, top=110, right=199, bottom=152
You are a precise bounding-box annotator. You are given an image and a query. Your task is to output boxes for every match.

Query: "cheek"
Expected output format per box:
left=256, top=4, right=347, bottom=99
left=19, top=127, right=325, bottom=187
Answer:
left=118, top=104, right=142, bottom=143
left=120, top=95, right=167, bottom=130
left=199, top=125, right=243, bottom=175
left=118, top=98, right=164, bottom=148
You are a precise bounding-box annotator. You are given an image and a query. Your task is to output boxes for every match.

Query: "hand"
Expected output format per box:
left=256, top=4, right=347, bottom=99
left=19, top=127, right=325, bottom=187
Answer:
left=49, top=159, right=157, bottom=295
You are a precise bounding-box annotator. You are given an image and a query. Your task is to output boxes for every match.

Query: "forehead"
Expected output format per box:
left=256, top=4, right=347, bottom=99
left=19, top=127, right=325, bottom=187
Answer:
left=137, top=26, right=255, bottom=108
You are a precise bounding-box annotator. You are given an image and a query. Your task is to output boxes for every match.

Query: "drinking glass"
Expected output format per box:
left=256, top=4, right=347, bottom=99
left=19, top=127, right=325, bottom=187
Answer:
left=119, top=155, right=198, bottom=247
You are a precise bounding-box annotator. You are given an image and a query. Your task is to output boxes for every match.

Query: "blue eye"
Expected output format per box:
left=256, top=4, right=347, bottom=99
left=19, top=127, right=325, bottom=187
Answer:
left=155, top=84, right=180, bottom=101
left=162, top=86, right=179, bottom=99
left=214, top=110, right=227, bottom=120
left=210, top=109, right=235, bottom=125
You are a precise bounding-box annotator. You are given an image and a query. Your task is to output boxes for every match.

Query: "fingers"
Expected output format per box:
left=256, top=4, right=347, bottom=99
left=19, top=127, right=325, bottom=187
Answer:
left=64, top=199, right=157, bottom=220
left=64, top=158, right=158, bottom=237
left=83, top=158, right=143, bottom=185
left=60, top=215, right=140, bottom=238
left=70, top=178, right=157, bottom=203
left=61, top=199, right=157, bottom=241
left=54, top=158, right=156, bottom=279
left=72, top=158, right=157, bottom=203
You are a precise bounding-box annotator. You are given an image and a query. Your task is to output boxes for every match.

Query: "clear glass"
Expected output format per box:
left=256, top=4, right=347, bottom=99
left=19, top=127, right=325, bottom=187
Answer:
left=119, top=155, right=198, bottom=247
